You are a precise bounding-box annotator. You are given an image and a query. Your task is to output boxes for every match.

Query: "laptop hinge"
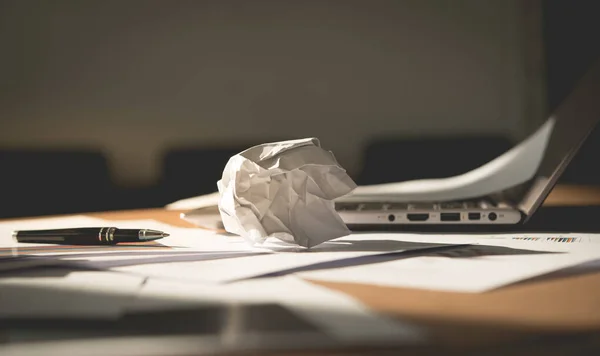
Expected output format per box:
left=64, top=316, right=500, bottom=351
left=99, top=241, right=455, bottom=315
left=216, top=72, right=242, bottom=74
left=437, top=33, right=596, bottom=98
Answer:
left=487, top=181, right=533, bottom=208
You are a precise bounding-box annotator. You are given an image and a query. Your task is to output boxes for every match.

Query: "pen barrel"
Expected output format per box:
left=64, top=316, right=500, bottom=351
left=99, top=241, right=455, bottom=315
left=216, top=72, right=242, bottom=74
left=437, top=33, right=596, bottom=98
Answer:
left=14, top=227, right=118, bottom=245
left=112, top=229, right=143, bottom=243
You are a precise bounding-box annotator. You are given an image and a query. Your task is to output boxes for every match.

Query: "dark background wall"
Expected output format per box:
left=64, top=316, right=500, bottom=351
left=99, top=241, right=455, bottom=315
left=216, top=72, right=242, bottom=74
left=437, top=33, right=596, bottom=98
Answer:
left=1, top=0, right=597, bottom=218
left=543, top=0, right=600, bottom=111
left=541, top=0, right=600, bottom=185
left=0, top=1, right=541, bottom=181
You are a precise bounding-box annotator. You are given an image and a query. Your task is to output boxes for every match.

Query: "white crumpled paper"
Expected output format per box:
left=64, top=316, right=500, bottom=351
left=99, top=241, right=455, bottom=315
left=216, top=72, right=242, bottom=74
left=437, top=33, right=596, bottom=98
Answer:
left=217, top=138, right=356, bottom=248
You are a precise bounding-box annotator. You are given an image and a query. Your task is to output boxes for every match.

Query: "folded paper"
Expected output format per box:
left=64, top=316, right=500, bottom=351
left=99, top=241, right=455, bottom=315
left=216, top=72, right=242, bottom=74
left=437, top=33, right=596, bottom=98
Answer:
left=217, top=138, right=356, bottom=248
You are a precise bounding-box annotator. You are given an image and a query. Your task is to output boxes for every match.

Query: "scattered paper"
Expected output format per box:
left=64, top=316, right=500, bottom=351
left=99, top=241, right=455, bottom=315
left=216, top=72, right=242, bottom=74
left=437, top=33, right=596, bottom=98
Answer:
left=6, top=218, right=449, bottom=280
left=109, top=232, right=463, bottom=283
left=217, top=138, right=356, bottom=248
left=0, top=219, right=461, bottom=284
left=485, top=233, right=600, bottom=248
left=299, top=233, right=600, bottom=292
left=4, top=215, right=599, bottom=303
left=0, top=217, right=269, bottom=273
left=0, top=217, right=423, bottom=345
left=109, top=251, right=386, bottom=284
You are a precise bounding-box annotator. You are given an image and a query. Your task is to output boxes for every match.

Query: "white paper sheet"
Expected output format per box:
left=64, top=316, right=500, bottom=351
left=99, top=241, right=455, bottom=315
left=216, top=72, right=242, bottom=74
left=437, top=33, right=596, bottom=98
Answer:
left=6, top=215, right=597, bottom=297
left=109, top=231, right=465, bottom=283
left=338, top=117, right=555, bottom=202
left=113, top=251, right=363, bottom=283
left=299, top=233, right=600, bottom=292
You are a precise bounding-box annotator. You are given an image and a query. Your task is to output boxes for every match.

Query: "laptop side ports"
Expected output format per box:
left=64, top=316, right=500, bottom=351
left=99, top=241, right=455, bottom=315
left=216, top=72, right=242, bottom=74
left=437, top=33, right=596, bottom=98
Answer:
left=468, top=212, right=481, bottom=220
left=440, top=212, right=461, bottom=221
left=407, top=213, right=429, bottom=221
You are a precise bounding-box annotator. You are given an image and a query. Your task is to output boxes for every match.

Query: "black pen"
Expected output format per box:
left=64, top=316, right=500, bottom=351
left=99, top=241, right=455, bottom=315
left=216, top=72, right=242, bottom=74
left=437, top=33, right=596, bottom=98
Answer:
left=13, top=227, right=170, bottom=245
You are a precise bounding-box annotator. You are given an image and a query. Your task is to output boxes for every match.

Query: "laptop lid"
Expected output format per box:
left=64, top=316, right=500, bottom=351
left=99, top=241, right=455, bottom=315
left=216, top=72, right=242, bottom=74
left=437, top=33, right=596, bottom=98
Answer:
left=508, top=59, right=600, bottom=220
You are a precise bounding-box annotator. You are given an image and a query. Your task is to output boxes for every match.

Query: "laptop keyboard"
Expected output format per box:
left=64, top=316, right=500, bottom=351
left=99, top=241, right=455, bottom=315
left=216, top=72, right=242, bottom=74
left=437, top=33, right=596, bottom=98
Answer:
left=335, top=200, right=495, bottom=211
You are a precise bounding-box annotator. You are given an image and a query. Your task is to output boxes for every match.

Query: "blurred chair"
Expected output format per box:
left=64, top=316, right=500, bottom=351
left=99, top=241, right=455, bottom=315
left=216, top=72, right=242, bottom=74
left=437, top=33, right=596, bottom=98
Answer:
left=158, top=144, right=260, bottom=205
left=158, top=129, right=600, bottom=208
left=356, top=128, right=600, bottom=187
left=356, top=136, right=513, bottom=185
left=160, top=138, right=514, bottom=203
left=0, top=150, right=115, bottom=218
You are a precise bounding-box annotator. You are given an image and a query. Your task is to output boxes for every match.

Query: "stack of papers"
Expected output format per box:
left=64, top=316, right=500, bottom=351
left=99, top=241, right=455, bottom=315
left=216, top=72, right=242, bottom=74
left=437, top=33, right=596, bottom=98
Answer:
left=1, top=215, right=600, bottom=348
left=0, top=216, right=421, bottom=344
left=299, top=234, right=600, bottom=292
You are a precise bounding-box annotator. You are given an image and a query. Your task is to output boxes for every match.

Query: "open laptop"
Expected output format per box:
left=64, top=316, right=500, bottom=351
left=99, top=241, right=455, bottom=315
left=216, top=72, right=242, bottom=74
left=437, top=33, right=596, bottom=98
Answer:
left=335, top=59, right=600, bottom=226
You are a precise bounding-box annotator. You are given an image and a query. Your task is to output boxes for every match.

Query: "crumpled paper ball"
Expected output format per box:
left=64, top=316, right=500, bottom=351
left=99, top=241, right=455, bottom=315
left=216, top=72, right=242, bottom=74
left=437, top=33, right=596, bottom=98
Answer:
left=217, top=138, right=356, bottom=248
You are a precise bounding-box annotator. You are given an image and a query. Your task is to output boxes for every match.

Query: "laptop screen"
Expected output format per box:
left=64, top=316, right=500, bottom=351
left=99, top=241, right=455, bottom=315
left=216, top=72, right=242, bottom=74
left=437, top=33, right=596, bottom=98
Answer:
left=517, top=59, right=600, bottom=218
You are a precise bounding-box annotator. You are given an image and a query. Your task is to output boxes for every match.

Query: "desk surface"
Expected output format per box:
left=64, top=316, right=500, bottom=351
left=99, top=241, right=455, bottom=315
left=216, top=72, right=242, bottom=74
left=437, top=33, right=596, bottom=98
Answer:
left=85, top=185, right=600, bottom=346
left=5, top=185, right=600, bottom=352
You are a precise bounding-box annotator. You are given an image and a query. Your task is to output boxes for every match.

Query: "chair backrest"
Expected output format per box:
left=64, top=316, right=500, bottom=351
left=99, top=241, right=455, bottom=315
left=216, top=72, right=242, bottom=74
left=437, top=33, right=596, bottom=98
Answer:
left=159, top=144, right=260, bottom=204
left=0, top=150, right=113, bottom=218
left=356, top=136, right=513, bottom=185
left=558, top=123, right=600, bottom=185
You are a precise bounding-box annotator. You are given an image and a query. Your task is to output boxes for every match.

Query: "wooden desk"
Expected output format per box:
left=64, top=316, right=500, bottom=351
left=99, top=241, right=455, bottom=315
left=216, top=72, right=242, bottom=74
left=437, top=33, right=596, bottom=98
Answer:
left=5, top=184, right=600, bottom=353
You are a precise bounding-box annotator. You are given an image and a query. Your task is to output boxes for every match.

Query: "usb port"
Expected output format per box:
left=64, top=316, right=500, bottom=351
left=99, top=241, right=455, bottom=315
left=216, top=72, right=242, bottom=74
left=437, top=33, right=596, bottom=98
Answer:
left=440, top=212, right=461, bottom=221
left=407, top=213, right=429, bottom=221
left=468, top=212, right=481, bottom=220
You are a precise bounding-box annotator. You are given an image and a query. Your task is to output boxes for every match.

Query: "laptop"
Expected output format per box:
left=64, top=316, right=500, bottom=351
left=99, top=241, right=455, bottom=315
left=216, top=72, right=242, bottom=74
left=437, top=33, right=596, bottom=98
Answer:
left=335, top=59, right=600, bottom=226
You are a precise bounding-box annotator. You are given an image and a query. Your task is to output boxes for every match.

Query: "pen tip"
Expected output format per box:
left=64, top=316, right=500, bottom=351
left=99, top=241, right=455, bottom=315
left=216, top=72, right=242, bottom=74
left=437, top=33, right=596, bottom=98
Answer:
left=163, top=233, right=170, bottom=237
